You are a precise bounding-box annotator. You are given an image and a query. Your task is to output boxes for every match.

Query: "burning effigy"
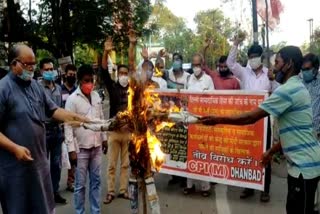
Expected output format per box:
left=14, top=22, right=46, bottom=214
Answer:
left=83, top=71, right=201, bottom=214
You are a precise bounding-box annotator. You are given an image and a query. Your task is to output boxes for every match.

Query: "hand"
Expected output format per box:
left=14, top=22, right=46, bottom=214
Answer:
left=158, top=49, right=166, bottom=58
left=14, top=145, right=33, bottom=161
left=199, top=116, right=217, bottom=126
left=69, top=151, right=77, bottom=161
left=268, top=69, right=275, bottom=81
left=104, top=36, right=114, bottom=52
left=69, top=151, right=77, bottom=166
left=234, top=30, right=246, bottom=45
left=102, top=141, right=108, bottom=154
left=141, top=47, right=149, bottom=60
left=261, top=150, right=273, bottom=167
left=128, top=29, right=137, bottom=44
left=203, top=38, right=212, bottom=49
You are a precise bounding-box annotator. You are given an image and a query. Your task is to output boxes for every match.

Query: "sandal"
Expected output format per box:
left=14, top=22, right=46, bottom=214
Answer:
left=103, top=193, right=115, bottom=204
left=118, top=192, right=130, bottom=200
left=183, top=186, right=195, bottom=195
left=201, top=190, right=211, bottom=197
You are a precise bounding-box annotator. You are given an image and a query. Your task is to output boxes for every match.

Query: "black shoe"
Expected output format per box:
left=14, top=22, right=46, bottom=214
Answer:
left=168, top=176, right=180, bottom=185
left=54, top=193, right=67, bottom=204
left=240, top=188, right=254, bottom=199
left=260, top=192, right=270, bottom=202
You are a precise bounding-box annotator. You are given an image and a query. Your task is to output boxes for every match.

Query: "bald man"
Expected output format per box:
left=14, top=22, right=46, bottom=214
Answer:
left=0, top=44, right=88, bottom=214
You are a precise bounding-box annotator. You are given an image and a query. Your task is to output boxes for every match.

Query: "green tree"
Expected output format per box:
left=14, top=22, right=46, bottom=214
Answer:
left=310, top=28, right=320, bottom=55
left=194, top=9, right=236, bottom=68
left=1, top=0, right=152, bottom=63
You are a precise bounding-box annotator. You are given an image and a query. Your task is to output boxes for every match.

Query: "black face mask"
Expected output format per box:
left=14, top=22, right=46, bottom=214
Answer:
left=66, top=76, right=76, bottom=85
left=275, top=63, right=290, bottom=84
left=219, top=69, right=230, bottom=77
left=275, top=71, right=285, bottom=84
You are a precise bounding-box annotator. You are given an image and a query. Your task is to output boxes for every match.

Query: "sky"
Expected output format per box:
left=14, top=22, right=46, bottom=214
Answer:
left=165, top=0, right=320, bottom=47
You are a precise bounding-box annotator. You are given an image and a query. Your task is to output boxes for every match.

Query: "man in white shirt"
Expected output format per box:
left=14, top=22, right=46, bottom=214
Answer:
left=183, top=53, right=215, bottom=197
left=226, top=36, right=278, bottom=202
left=152, top=57, right=168, bottom=89
left=185, top=53, right=215, bottom=91
left=166, top=56, right=190, bottom=90
left=65, top=64, right=107, bottom=214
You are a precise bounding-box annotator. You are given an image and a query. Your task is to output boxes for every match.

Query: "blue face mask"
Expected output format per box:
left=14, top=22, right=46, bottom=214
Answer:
left=302, top=69, right=316, bottom=83
left=18, top=69, right=34, bottom=81
left=43, top=70, right=57, bottom=81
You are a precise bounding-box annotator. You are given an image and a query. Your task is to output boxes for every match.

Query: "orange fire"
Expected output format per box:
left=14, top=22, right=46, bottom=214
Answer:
left=121, top=75, right=181, bottom=172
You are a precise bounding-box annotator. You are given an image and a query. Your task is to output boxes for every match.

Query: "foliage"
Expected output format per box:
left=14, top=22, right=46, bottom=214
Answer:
left=194, top=9, right=236, bottom=68
left=309, top=28, right=320, bottom=55
left=1, top=0, right=152, bottom=63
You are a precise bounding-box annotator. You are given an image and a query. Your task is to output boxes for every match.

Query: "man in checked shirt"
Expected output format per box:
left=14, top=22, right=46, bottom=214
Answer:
left=226, top=35, right=280, bottom=202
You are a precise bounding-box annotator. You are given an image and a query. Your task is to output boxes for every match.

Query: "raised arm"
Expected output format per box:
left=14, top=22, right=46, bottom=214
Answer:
left=101, top=36, right=116, bottom=94
left=226, top=36, right=246, bottom=80
left=128, top=30, right=137, bottom=72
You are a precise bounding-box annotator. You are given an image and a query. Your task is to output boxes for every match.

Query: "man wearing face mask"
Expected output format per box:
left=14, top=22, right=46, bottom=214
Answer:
left=101, top=36, right=132, bottom=204
left=183, top=53, right=214, bottom=197
left=60, top=64, right=78, bottom=192
left=38, top=58, right=67, bottom=204
left=185, top=53, right=215, bottom=91
left=64, top=64, right=107, bottom=213
left=203, top=55, right=241, bottom=90
left=166, top=54, right=190, bottom=89
left=152, top=57, right=168, bottom=89
left=199, top=46, right=320, bottom=214
left=227, top=36, right=278, bottom=202
left=301, top=53, right=320, bottom=213
left=0, top=44, right=89, bottom=214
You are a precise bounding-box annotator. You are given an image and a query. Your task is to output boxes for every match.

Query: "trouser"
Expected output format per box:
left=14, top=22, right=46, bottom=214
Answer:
left=107, top=132, right=130, bottom=195
left=286, top=174, right=319, bottom=214
left=244, top=117, right=272, bottom=194
left=74, top=146, right=102, bottom=214
left=46, top=126, right=64, bottom=194
left=187, top=179, right=210, bottom=191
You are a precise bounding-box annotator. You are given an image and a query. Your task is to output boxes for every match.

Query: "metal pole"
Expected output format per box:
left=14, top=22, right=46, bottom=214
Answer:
left=252, top=0, right=259, bottom=44
left=265, top=0, right=270, bottom=68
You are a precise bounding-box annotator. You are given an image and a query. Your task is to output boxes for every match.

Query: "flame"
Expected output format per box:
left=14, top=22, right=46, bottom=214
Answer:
left=119, top=75, right=183, bottom=173
left=154, top=67, right=163, bottom=77
left=147, top=130, right=165, bottom=171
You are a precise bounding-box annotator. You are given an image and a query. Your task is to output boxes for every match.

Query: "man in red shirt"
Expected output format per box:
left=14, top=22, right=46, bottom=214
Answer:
left=203, top=55, right=241, bottom=90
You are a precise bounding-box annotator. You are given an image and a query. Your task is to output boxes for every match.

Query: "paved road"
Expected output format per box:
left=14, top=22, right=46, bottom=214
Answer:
left=53, top=158, right=288, bottom=214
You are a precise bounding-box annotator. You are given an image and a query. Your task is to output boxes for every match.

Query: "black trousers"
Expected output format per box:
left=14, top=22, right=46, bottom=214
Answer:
left=286, top=174, right=319, bottom=214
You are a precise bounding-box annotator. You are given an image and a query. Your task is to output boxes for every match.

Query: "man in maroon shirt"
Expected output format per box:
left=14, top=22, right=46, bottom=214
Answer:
left=203, top=55, right=241, bottom=90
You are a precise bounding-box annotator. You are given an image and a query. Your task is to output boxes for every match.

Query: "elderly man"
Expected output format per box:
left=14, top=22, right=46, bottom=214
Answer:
left=0, top=44, right=88, bottom=214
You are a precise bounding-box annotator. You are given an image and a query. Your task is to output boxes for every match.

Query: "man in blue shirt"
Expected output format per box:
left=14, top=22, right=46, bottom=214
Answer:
left=0, top=44, right=88, bottom=214
left=199, top=46, right=320, bottom=214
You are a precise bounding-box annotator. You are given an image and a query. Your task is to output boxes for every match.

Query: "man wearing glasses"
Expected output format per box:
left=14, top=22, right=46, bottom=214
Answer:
left=0, top=44, right=88, bottom=214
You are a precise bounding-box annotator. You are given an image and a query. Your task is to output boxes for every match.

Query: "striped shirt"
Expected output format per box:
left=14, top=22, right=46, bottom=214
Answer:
left=260, top=75, right=320, bottom=179
left=303, top=74, right=320, bottom=134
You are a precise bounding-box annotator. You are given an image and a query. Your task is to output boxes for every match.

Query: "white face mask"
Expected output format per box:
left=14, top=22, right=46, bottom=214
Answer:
left=248, top=57, right=262, bottom=70
left=118, top=75, right=129, bottom=87
left=193, top=67, right=202, bottom=76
